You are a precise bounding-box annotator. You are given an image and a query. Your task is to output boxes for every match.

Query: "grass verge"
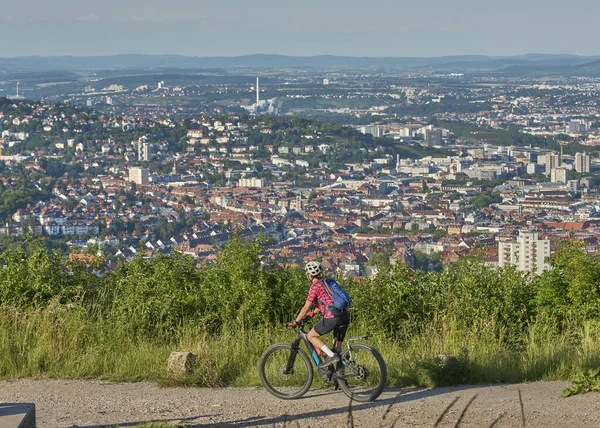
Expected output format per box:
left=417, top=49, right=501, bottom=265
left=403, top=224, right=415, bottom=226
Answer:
left=2, top=304, right=600, bottom=388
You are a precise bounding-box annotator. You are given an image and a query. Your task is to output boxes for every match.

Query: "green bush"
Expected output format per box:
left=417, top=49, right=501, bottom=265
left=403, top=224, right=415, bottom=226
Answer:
left=2, top=237, right=600, bottom=387
left=416, top=352, right=472, bottom=387
left=562, top=369, right=600, bottom=397
left=433, top=258, right=532, bottom=338
left=3, top=237, right=596, bottom=340
left=534, top=241, right=600, bottom=327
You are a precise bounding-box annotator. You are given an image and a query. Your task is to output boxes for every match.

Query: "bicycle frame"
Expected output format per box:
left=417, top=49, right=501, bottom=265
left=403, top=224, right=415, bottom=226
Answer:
left=284, top=327, right=320, bottom=373
left=284, top=326, right=362, bottom=375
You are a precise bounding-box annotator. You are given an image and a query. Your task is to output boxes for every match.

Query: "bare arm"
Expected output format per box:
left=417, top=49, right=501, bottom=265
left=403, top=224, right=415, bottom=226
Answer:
left=295, top=300, right=314, bottom=323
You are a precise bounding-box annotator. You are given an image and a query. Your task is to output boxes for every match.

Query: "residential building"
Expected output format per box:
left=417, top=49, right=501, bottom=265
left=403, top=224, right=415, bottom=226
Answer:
left=425, top=128, right=443, bottom=147
left=238, top=177, right=266, bottom=188
left=498, top=232, right=550, bottom=275
left=359, top=125, right=383, bottom=138
left=568, top=120, right=588, bottom=133
left=550, top=168, right=568, bottom=184
left=139, top=142, right=152, bottom=161
left=575, top=152, right=591, bottom=173
left=544, top=153, right=560, bottom=174
left=129, top=167, right=149, bottom=185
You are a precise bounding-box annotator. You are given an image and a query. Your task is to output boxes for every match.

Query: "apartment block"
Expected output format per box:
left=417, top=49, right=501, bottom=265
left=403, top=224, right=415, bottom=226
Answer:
left=128, top=167, right=149, bottom=185
left=568, top=120, right=589, bottom=133
left=238, top=177, right=266, bottom=188
left=138, top=142, right=152, bottom=161
left=425, top=128, right=443, bottom=147
left=544, top=153, right=560, bottom=175
left=498, top=232, right=550, bottom=275
left=359, top=125, right=383, bottom=138
left=550, top=168, right=568, bottom=184
left=575, top=152, right=591, bottom=173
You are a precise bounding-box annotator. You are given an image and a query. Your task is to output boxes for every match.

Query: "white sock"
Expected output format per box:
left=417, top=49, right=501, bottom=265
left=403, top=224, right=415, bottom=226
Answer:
left=321, top=345, right=335, bottom=357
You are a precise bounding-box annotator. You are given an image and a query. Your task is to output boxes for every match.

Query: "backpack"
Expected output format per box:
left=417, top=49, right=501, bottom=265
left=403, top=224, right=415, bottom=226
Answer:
left=320, top=278, right=352, bottom=311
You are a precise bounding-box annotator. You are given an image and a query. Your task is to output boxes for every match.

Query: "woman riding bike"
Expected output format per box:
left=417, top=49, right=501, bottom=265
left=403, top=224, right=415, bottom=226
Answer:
left=288, top=261, right=351, bottom=369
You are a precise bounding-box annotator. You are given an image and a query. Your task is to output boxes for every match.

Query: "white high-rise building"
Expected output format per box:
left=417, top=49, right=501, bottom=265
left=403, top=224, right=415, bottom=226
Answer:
left=138, top=142, right=152, bottom=161
left=575, top=152, right=591, bottom=173
left=551, top=168, right=568, bottom=184
left=256, top=77, right=260, bottom=105
left=238, top=177, right=266, bottom=188
left=498, top=232, right=550, bottom=275
left=128, top=167, right=149, bottom=185
left=359, top=125, right=383, bottom=138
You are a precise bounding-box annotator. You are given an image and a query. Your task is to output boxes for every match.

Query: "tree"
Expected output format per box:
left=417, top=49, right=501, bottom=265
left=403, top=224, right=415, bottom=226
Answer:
left=471, top=191, right=502, bottom=208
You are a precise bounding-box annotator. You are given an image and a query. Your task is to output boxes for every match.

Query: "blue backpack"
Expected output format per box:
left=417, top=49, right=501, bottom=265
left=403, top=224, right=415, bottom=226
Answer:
left=321, top=278, right=352, bottom=311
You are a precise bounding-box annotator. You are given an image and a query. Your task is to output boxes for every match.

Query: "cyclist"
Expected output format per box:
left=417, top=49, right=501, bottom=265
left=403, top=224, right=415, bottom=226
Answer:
left=288, top=261, right=351, bottom=369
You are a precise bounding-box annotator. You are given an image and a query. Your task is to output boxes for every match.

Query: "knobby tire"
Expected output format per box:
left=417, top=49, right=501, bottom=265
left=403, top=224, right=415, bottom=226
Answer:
left=337, top=342, right=387, bottom=402
left=258, top=343, right=314, bottom=400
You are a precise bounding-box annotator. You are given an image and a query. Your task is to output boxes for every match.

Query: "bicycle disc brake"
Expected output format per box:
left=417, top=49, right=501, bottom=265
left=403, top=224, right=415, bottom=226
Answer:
left=352, top=365, right=370, bottom=381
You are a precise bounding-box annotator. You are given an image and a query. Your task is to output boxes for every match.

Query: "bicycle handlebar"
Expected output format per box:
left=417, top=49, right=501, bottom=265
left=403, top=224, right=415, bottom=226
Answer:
left=287, top=315, right=312, bottom=329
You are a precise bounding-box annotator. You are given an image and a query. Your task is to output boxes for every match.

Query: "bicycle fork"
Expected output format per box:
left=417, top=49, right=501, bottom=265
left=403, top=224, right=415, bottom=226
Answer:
left=283, top=338, right=302, bottom=375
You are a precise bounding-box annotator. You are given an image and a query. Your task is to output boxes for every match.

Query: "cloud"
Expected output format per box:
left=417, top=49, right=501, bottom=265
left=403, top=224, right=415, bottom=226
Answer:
left=77, top=14, right=99, bottom=22
left=119, top=15, right=152, bottom=23
left=29, top=16, right=49, bottom=22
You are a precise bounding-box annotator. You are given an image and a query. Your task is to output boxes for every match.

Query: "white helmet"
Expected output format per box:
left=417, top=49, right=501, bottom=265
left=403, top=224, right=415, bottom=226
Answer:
left=305, top=261, right=323, bottom=277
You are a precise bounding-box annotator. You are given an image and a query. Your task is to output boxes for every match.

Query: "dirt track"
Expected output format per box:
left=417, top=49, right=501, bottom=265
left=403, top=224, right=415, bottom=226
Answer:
left=1, top=379, right=600, bottom=427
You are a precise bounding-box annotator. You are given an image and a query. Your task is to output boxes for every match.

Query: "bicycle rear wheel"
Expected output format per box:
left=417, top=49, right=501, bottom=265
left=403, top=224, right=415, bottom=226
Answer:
left=259, top=343, right=314, bottom=399
left=337, top=343, right=387, bottom=402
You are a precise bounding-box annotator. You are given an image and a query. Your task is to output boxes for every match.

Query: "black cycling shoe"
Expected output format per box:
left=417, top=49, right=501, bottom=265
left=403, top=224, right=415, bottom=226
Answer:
left=319, top=354, right=340, bottom=369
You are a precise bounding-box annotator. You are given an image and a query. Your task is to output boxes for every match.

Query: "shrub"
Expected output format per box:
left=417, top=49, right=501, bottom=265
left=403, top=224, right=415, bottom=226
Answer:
left=562, top=368, right=600, bottom=397
left=534, top=241, right=600, bottom=327
left=416, top=352, right=472, bottom=387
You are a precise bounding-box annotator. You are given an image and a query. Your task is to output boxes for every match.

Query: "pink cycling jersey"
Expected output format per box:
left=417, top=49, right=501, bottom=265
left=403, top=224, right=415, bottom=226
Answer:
left=306, top=279, right=335, bottom=319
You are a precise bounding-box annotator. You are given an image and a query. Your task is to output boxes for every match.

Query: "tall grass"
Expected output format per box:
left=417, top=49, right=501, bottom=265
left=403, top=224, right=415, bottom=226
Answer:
left=3, top=238, right=600, bottom=387
left=3, top=303, right=600, bottom=387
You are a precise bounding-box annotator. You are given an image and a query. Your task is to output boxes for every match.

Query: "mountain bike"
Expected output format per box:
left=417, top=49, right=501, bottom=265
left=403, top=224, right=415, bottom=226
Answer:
left=258, top=317, right=387, bottom=402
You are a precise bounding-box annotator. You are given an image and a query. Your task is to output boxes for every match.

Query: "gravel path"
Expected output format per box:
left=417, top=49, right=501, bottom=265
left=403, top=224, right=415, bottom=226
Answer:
left=1, top=379, right=599, bottom=427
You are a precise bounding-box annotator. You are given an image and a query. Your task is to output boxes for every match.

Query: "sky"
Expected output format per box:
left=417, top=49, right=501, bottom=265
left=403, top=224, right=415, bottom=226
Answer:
left=2, top=0, right=600, bottom=58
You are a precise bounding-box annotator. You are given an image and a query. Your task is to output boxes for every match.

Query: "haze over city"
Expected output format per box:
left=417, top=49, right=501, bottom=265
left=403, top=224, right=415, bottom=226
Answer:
left=3, top=0, right=600, bottom=57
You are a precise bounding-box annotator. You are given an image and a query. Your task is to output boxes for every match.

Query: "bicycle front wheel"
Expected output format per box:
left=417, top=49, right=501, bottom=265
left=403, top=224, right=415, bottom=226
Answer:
left=337, top=343, right=387, bottom=402
left=258, top=343, right=314, bottom=399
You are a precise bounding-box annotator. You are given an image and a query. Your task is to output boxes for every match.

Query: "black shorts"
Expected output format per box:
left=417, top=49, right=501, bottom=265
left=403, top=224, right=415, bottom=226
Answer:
left=313, top=309, right=350, bottom=342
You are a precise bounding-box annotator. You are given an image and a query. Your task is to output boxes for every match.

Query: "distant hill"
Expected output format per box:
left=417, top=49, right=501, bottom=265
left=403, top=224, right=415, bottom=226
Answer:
left=0, top=54, right=496, bottom=71
left=572, top=59, right=600, bottom=75
left=502, top=58, right=600, bottom=77
left=1, top=53, right=599, bottom=74
left=417, top=55, right=597, bottom=72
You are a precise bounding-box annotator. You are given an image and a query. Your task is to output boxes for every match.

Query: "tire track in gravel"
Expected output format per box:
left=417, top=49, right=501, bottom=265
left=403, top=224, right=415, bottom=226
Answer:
left=1, top=380, right=600, bottom=427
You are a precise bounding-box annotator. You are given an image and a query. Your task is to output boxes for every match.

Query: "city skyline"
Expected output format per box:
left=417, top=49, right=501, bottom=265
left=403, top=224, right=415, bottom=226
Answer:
left=3, top=0, right=600, bottom=58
